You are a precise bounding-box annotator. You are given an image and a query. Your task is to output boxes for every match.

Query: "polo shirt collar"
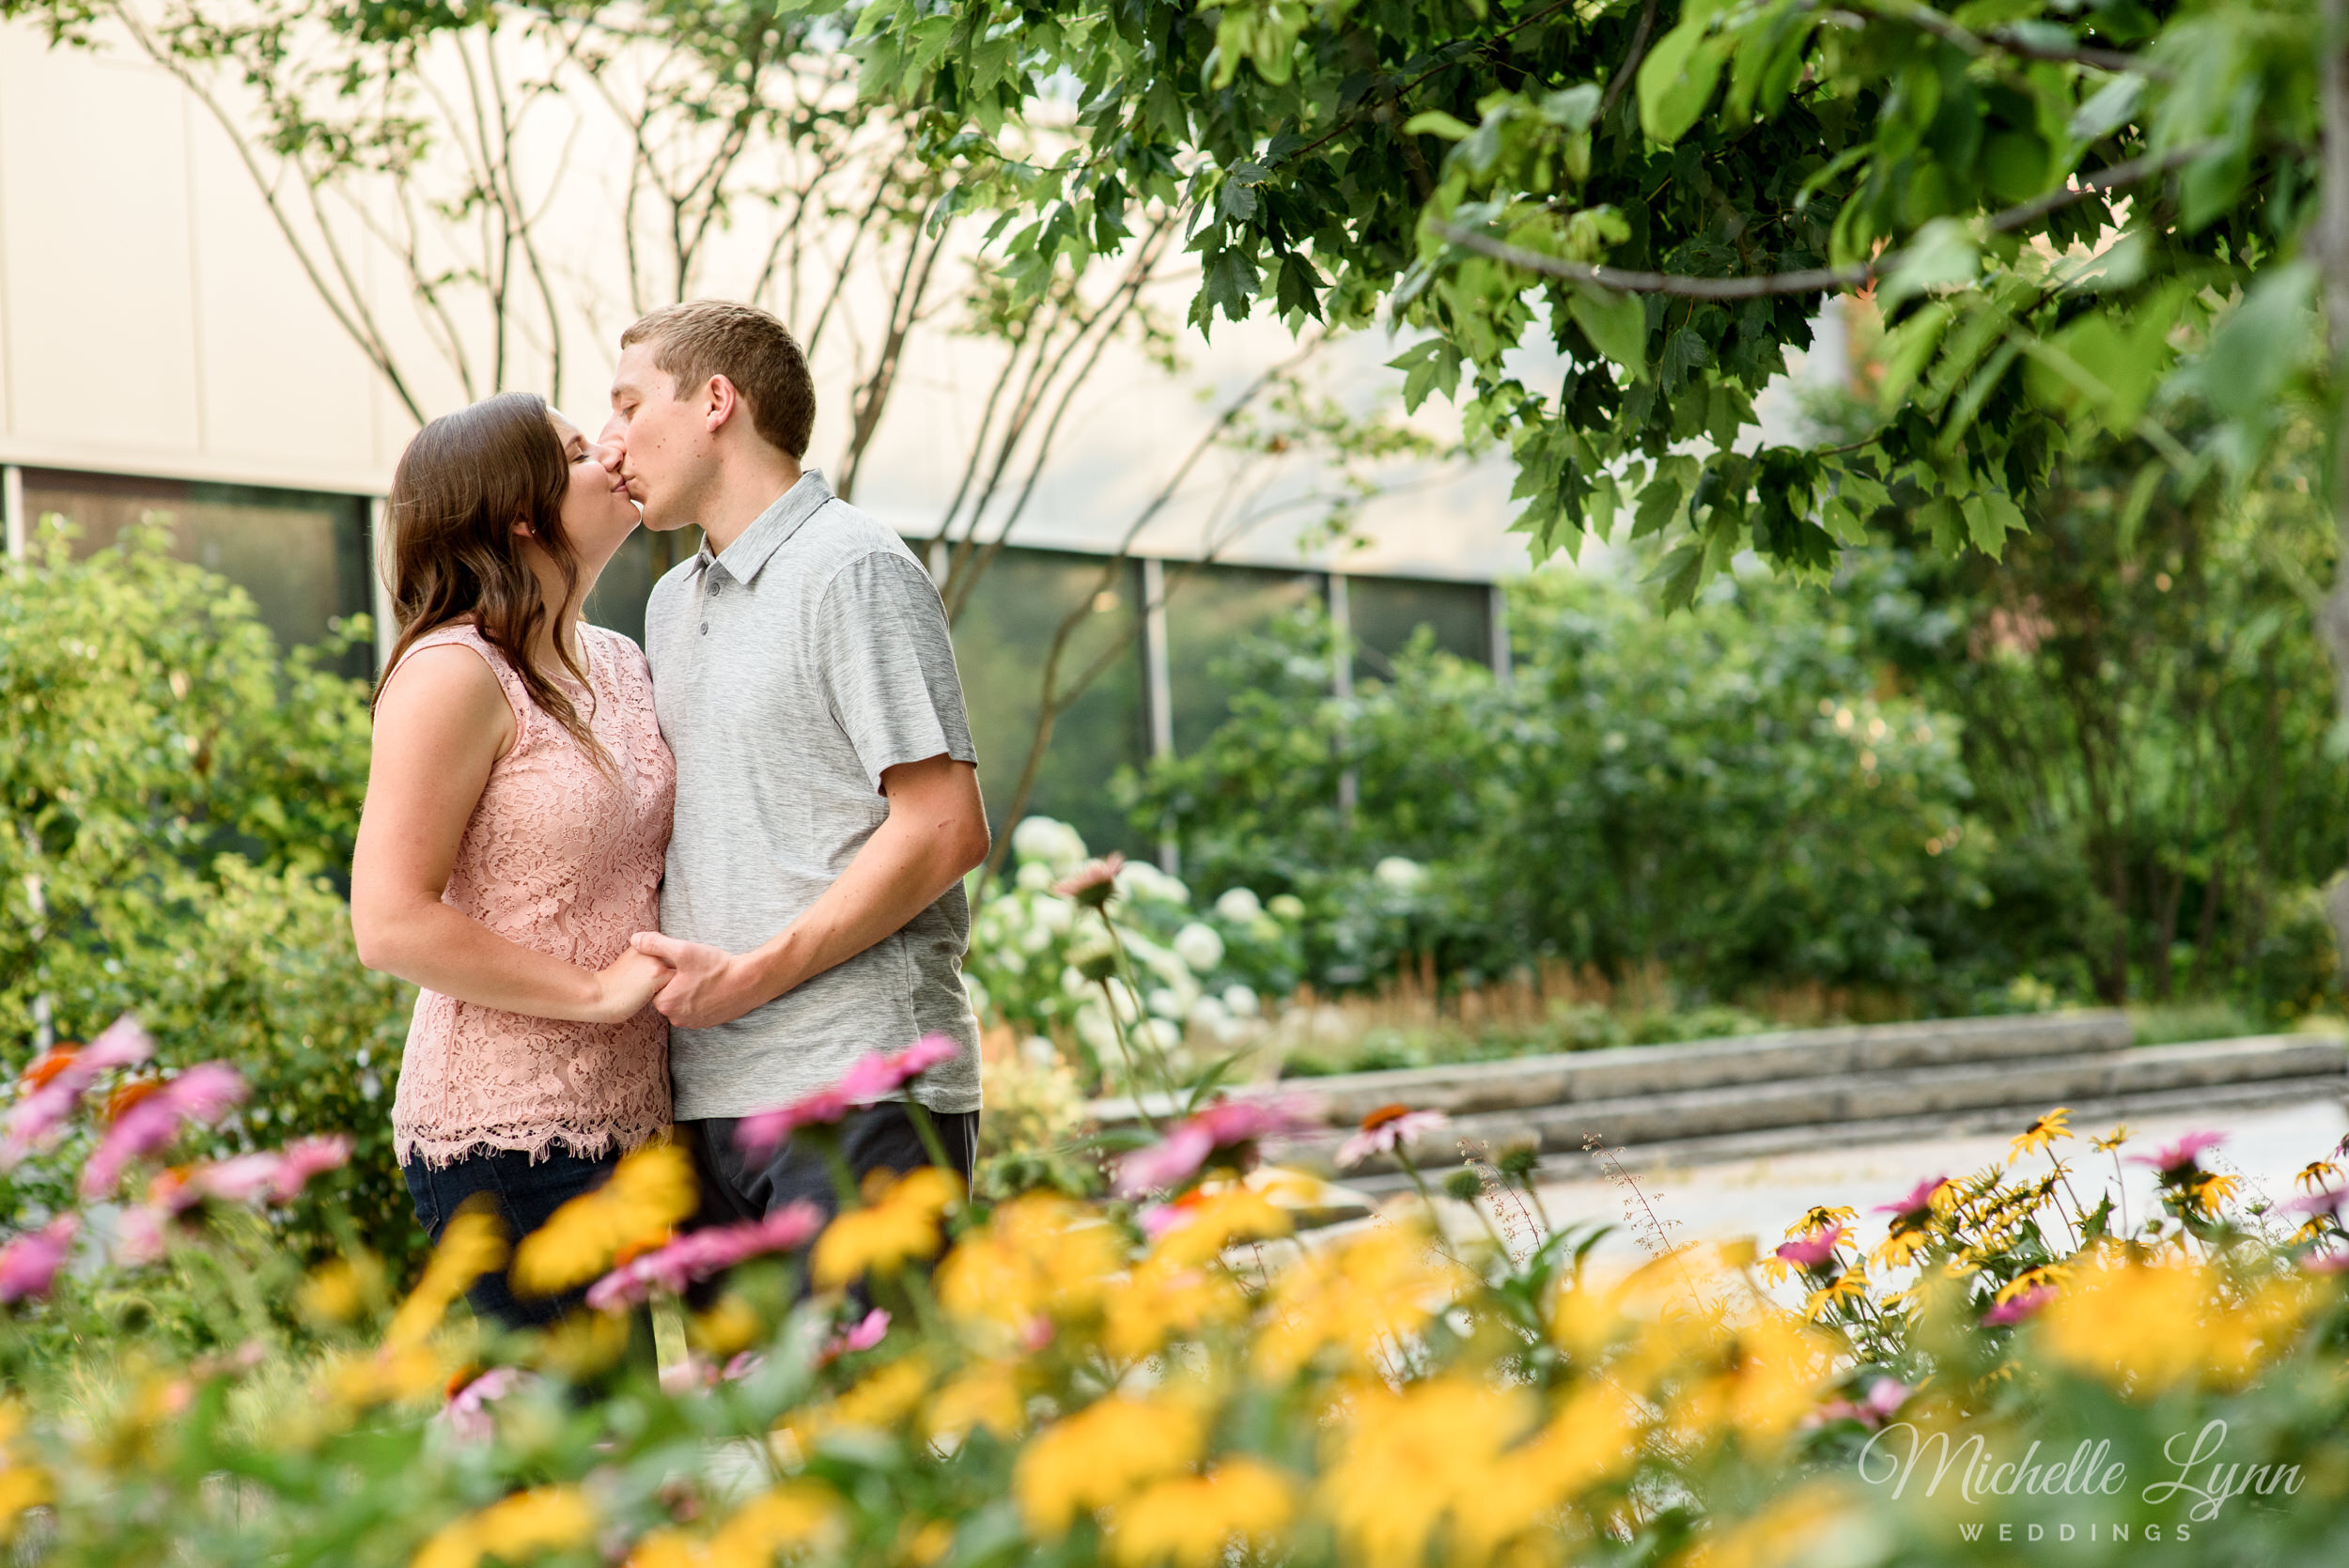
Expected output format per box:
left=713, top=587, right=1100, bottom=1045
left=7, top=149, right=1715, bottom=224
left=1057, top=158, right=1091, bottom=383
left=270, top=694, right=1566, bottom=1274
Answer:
left=704, top=469, right=833, bottom=585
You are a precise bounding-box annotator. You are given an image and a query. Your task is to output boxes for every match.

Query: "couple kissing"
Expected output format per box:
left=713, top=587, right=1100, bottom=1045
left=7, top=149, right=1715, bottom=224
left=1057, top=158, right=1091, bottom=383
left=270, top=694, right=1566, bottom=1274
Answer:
left=349, top=300, right=987, bottom=1327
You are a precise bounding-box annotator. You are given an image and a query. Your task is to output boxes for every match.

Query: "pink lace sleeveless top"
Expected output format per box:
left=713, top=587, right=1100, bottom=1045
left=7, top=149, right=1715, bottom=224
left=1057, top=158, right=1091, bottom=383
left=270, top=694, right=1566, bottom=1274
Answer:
left=387, top=622, right=677, bottom=1168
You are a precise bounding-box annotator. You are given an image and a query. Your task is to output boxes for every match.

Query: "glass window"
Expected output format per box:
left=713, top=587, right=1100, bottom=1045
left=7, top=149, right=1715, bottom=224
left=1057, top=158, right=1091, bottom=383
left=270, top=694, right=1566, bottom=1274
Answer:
left=948, top=547, right=1148, bottom=856
left=23, top=470, right=373, bottom=677
left=1345, top=574, right=1493, bottom=686
left=1163, top=564, right=1324, bottom=754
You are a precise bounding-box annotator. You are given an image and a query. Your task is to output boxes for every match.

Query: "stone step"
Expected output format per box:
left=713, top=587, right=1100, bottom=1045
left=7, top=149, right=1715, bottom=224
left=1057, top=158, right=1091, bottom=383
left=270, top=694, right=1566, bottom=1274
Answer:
left=1089, top=1010, right=2136, bottom=1130
left=1260, top=1035, right=2349, bottom=1177
left=1332, top=1073, right=2349, bottom=1196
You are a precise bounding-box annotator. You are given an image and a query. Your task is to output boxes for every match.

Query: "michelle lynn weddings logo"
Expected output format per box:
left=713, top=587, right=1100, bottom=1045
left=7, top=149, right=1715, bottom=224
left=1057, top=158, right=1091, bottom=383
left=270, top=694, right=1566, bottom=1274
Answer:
left=1857, top=1419, right=2300, bottom=1543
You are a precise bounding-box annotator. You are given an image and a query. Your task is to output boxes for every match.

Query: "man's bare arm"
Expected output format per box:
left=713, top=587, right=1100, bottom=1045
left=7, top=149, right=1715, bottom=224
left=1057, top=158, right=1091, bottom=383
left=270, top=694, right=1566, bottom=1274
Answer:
left=631, top=753, right=988, bottom=1029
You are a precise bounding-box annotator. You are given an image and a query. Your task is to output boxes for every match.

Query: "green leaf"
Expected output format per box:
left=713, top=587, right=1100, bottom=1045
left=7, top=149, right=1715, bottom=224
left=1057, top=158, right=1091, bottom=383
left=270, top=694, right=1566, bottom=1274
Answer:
left=1403, top=110, right=1474, bottom=141
left=2068, top=75, right=2145, bottom=143
left=1637, top=23, right=1727, bottom=146
left=1568, top=284, right=1649, bottom=379
left=1879, top=219, right=1979, bottom=314
left=1632, top=479, right=1683, bottom=539
left=1960, top=490, right=2024, bottom=558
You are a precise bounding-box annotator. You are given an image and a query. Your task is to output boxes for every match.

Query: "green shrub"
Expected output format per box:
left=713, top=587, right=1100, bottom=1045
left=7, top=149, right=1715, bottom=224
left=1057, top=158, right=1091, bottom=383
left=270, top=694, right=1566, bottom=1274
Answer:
left=0, top=525, right=414, bottom=1266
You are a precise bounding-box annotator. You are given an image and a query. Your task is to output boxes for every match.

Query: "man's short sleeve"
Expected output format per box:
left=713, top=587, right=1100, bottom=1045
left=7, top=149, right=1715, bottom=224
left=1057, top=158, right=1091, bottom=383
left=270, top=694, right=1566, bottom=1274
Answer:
left=816, top=549, right=978, bottom=791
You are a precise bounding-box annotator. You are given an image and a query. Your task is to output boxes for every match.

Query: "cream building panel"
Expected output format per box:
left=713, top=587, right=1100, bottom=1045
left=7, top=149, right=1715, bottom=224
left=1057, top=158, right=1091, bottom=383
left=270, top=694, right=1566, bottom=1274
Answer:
left=182, top=91, right=389, bottom=489
left=0, top=32, right=202, bottom=462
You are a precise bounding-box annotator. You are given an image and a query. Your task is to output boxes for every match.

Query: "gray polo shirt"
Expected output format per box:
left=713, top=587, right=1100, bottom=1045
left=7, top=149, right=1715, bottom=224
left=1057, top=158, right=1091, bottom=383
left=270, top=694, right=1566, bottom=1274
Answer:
left=644, top=471, right=982, bottom=1120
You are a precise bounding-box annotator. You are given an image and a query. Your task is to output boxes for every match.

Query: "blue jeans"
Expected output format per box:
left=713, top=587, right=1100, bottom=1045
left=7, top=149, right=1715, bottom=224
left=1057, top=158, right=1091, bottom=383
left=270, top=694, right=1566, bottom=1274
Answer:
left=402, top=1144, right=618, bottom=1330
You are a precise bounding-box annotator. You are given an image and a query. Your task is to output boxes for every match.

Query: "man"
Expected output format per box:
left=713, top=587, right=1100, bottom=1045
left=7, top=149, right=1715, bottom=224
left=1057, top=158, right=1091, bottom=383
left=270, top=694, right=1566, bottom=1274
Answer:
left=601, top=299, right=987, bottom=1227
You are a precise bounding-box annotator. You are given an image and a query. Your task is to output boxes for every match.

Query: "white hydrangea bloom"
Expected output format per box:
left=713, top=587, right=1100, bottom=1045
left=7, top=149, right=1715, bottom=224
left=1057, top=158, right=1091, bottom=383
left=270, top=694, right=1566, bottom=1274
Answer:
left=1268, top=893, right=1306, bottom=922
left=1173, top=922, right=1225, bottom=973
left=1214, top=887, right=1264, bottom=924
left=1221, top=984, right=1261, bottom=1018
left=1011, top=815, right=1089, bottom=874
left=1135, top=1017, right=1183, bottom=1054
left=1034, top=897, right=1075, bottom=936
left=1188, top=993, right=1230, bottom=1031
left=1016, top=860, right=1055, bottom=892
left=1147, top=987, right=1184, bottom=1019
left=1374, top=856, right=1429, bottom=895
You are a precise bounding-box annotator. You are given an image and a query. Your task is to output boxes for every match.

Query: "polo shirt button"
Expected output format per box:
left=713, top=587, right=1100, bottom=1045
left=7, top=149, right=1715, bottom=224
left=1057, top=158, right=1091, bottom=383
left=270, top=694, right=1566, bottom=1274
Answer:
left=700, top=622, right=709, bottom=635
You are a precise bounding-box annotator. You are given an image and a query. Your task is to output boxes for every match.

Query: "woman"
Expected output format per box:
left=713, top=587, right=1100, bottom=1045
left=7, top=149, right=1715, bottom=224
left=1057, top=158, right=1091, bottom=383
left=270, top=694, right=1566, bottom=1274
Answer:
left=350, top=392, right=677, bottom=1327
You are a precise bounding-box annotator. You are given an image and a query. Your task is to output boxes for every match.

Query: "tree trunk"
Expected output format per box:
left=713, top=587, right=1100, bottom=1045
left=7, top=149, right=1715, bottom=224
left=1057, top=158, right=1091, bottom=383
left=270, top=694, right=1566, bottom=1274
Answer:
left=2317, top=0, right=2349, bottom=979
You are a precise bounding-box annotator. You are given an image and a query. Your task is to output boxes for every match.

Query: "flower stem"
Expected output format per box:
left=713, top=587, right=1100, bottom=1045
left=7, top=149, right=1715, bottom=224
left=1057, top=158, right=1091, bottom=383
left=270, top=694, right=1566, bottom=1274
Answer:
left=1095, top=975, right=1166, bottom=1136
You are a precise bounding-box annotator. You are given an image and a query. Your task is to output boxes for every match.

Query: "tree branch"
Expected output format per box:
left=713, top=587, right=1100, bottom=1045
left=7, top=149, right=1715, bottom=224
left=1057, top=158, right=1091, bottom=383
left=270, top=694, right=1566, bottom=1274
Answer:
left=1433, top=141, right=2217, bottom=298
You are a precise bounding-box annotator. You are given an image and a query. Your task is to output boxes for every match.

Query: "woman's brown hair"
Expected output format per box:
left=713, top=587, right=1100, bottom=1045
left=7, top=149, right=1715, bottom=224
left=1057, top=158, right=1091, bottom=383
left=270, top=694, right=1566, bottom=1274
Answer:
left=375, top=392, right=608, bottom=766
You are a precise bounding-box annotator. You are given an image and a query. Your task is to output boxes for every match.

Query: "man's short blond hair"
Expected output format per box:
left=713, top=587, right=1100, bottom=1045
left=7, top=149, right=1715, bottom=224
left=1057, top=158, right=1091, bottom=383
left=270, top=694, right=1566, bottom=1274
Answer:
left=621, top=300, right=816, bottom=458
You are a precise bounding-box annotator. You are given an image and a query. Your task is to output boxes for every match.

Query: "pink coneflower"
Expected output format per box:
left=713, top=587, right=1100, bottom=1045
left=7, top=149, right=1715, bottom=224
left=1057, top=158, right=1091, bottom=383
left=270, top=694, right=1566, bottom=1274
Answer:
left=2131, top=1130, right=2225, bottom=1176
left=439, top=1367, right=529, bottom=1444
left=267, top=1136, right=353, bottom=1203
left=0, top=1015, right=153, bottom=1171
left=1873, top=1175, right=1949, bottom=1225
left=735, top=1037, right=963, bottom=1158
left=2300, top=1249, right=2349, bottom=1274
left=1051, top=854, right=1125, bottom=908
left=1112, top=1094, right=1320, bottom=1197
left=1774, top=1226, right=1843, bottom=1270
left=0, top=1215, right=78, bottom=1304
left=114, top=1204, right=169, bottom=1266
left=584, top=1201, right=824, bottom=1312
left=1983, top=1284, right=2056, bottom=1324
left=2283, top=1183, right=2347, bottom=1219
left=817, top=1308, right=891, bottom=1364
left=1815, top=1376, right=1910, bottom=1428
left=78, top=1063, right=248, bottom=1199
left=1334, top=1103, right=1451, bottom=1171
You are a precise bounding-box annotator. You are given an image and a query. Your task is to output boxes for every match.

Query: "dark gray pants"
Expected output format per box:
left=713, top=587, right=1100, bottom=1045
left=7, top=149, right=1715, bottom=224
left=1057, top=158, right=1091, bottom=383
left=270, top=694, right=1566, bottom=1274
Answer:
left=678, top=1102, right=978, bottom=1298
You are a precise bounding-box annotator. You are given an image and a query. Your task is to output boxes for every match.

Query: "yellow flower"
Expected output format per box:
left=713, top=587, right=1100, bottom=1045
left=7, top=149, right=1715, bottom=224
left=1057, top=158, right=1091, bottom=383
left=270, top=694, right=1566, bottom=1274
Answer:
left=385, top=1207, right=508, bottom=1352
left=2039, top=1255, right=2221, bottom=1395
left=2089, top=1123, right=2134, bottom=1154
left=936, top=1193, right=1122, bottom=1341
left=509, top=1142, right=696, bottom=1299
left=812, top=1168, right=962, bottom=1289
left=627, top=1483, right=841, bottom=1568
left=1103, top=1255, right=1247, bottom=1360
left=1145, top=1185, right=1292, bottom=1269
left=0, top=1465, right=51, bottom=1538
left=328, top=1343, right=450, bottom=1409
left=2296, top=1160, right=2341, bottom=1193
left=1110, top=1459, right=1297, bottom=1568
left=1672, top=1313, right=1837, bottom=1452
left=784, top=1355, right=933, bottom=1451
left=1014, top=1394, right=1206, bottom=1535
left=299, top=1256, right=382, bottom=1327
left=927, top=1358, right=1027, bottom=1441
left=1316, top=1375, right=1534, bottom=1568
left=688, top=1294, right=763, bottom=1358
left=1254, top=1219, right=1463, bottom=1380
left=1802, top=1265, right=1872, bottom=1321
left=413, top=1485, right=594, bottom=1568
left=900, top=1519, right=955, bottom=1566
left=2011, top=1108, right=2072, bottom=1161
left=1684, top=1482, right=1858, bottom=1568
left=536, top=1310, right=630, bottom=1379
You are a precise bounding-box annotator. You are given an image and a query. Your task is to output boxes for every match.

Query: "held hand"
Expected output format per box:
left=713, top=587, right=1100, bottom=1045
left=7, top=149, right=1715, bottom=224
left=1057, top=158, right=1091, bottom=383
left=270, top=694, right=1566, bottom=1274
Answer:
left=630, top=931, right=767, bottom=1029
left=589, top=948, right=675, bottom=1023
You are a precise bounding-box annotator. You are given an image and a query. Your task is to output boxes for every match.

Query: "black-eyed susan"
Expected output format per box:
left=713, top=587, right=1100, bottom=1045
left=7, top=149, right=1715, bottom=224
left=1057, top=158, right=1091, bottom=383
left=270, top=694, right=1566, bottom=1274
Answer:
left=412, top=1484, right=593, bottom=1568
left=810, top=1167, right=962, bottom=1288
left=2010, top=1107, right=2072, bottom=1162
left=508, top=1142, right=696, bottom=1299
left=1108, top=1457, right=1296, bottom=1568
left=1013, top=1393, right=1206, bottom=1535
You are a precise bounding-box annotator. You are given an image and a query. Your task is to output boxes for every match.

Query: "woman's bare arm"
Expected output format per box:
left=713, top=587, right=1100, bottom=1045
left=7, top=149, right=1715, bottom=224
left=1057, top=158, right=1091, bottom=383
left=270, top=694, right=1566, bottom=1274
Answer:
left=350, top=643, right=670, bottom=1024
